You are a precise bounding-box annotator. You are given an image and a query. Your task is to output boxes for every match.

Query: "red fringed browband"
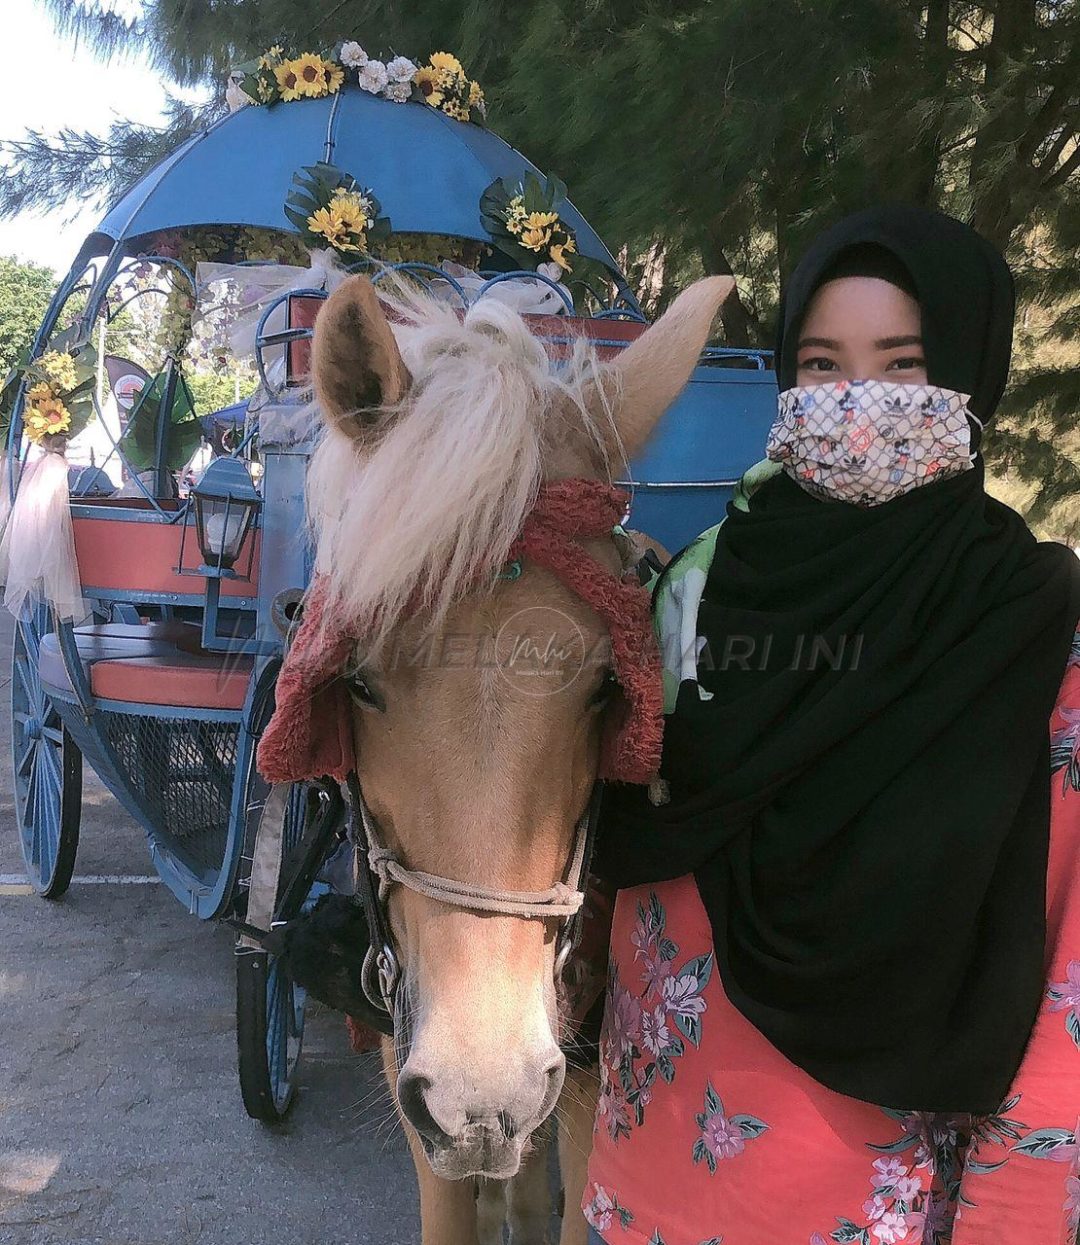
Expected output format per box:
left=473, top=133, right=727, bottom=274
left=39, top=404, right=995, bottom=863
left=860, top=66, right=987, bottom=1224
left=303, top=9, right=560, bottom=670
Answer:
left=256, top=478, right=664, bottom=787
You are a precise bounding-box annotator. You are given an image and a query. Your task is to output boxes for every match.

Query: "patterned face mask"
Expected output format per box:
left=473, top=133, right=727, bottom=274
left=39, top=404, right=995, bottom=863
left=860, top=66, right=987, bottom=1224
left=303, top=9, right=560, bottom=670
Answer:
left=766, top=379, right=981, bottom=507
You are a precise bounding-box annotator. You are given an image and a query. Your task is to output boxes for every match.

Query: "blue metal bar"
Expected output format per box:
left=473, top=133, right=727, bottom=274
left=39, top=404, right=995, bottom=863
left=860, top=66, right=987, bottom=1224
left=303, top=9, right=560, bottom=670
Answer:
left=324, top=90, right=342, bottom=163
left=84, top=388, right=169, bottom=514
left=476, top=269, right=575, bottom=313
left=253, top=288, right=328, bottom=396
left=46, top=685, right=243, bottom=725
left=371, top=262, right=470, bottom=304
left=155, top=362, right=179, bottom=498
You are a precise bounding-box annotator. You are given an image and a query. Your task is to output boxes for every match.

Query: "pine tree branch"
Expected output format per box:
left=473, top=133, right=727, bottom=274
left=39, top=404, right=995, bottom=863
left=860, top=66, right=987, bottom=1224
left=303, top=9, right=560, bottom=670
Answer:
left=39, top=0, right=143, bottom=60
left=1015, top=26, right=1080, bottom=170
left=1043, top=141, right=1080, bottom=189
left=0, top=96, right=222, bottom=220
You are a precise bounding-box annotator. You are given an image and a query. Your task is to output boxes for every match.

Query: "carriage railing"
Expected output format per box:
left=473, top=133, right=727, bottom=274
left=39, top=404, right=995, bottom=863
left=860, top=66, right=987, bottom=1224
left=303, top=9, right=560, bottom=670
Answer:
left=7, top=251, right=274, bottom=516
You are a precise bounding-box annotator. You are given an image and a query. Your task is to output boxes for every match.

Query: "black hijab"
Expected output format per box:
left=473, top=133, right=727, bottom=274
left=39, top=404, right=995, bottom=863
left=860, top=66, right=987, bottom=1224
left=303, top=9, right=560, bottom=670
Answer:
left=596, top=205, right=1080, bottom=1114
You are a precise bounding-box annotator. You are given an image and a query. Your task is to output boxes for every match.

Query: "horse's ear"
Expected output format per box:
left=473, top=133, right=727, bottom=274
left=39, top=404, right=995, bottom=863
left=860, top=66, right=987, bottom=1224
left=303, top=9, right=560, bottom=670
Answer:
left=312, top=275, right=411, bottom=439
left=599, top=276, right=734, bottom=464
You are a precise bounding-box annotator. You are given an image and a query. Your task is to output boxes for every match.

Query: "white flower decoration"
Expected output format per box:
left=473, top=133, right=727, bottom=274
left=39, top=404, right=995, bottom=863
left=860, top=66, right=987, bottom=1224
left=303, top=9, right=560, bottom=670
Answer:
left=358, top=59, right=389, bottom=94
left=386, top=56, right=417, bottom=82
left=225, top=76, right=252, bottom=112
left=339, top=41, right=368, bottom=69
left=383, top=80, right=412, bottom=103
left=537, top=261, right=565, bottom=284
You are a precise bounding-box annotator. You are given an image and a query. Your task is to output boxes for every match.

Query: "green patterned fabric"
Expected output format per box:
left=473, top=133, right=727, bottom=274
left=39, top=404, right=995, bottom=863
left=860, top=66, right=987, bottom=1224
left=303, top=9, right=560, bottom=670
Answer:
left=651, top=460, right=780, bottom=713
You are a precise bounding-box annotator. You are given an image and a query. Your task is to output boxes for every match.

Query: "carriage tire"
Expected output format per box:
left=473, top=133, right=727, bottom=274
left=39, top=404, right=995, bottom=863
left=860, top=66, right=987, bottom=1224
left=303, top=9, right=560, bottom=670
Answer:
left=235, top=769, right=322, bottom=1123
left=10, top=613, right=83, bottom=898
left=236, top=945, right=304, bottom=1121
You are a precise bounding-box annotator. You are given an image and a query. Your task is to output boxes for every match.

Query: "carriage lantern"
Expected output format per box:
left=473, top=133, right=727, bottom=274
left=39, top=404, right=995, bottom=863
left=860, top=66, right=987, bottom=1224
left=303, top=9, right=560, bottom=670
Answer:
left=191, top=457, right=261, bottom=576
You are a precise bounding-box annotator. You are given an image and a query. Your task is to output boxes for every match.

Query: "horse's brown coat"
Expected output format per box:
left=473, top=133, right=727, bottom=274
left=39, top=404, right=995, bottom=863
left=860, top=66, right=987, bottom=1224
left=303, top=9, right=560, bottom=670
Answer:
left=312, top=273, right=731, bottom=1243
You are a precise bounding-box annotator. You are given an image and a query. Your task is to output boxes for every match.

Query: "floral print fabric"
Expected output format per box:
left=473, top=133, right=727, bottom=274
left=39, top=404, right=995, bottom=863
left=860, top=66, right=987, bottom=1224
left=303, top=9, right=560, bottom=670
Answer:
left=584, top=639, right=1080, bottom=1245
left=766, top=380, right=975, bottom=507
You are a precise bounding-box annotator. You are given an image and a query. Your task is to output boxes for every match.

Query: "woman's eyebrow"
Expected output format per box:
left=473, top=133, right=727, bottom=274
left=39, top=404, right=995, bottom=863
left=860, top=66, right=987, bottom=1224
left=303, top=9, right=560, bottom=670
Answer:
left=797, top=336, right=841, bottom=350
left=875, top=334, right=923, bottom=350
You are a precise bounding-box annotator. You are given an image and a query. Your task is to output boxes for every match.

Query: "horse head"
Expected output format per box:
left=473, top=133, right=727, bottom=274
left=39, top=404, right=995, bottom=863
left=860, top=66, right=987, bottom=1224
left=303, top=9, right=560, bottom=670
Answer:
left=295, top=272, right=729, bottom=1180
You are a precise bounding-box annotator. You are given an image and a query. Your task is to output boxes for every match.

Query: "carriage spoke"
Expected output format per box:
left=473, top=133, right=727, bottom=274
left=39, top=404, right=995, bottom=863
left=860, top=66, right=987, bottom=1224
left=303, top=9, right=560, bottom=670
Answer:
left=13, top=654, right=33, bottom=703
left=28, top=754, right=45, bottom=868
left=15, top=735, right=35, bottom=780
left=39, top=745, right=61, bottom=879
left=266, top=987, right=283, bottom=1082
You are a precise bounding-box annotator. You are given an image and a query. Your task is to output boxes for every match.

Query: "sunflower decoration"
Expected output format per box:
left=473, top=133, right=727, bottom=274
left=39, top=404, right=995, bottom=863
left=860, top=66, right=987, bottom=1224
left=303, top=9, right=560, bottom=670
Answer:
left=480, top=174, right=579, bottom=278
left=412, top=51, right=485, bottom=123
left=234, top=46, right=344, bottom=107
left=285, top=163, right=393, bottom=260
left=227, top=43, right=485, bottom=124
left=10, top=338, right=97, bottom=448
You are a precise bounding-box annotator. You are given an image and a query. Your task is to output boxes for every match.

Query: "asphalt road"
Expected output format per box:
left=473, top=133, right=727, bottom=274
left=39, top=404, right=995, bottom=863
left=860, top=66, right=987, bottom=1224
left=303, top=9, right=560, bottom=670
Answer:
left=0, top=614, right=419, bottom=1245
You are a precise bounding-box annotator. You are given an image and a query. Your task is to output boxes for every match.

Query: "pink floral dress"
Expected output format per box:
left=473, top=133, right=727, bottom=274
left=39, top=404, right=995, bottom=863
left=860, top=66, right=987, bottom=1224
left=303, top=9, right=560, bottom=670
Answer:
left=584, top=637, right=1080, bottom=1245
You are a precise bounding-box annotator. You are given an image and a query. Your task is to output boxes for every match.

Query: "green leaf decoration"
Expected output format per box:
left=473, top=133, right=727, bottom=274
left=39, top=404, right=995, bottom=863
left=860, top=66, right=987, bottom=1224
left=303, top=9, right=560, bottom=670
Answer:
left=284, top=162, right=393, bottom=259
left=478, top=173, right=579, bottom=275
left=122, top=364, right=202, bottom=473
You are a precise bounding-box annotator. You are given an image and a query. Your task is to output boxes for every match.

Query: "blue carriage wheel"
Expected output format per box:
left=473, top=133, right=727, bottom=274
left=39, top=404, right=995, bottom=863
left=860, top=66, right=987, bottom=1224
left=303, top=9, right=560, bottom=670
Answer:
left=9, top=607, right=82, bottom=898
left=235, top=781, right=315, bottom=1122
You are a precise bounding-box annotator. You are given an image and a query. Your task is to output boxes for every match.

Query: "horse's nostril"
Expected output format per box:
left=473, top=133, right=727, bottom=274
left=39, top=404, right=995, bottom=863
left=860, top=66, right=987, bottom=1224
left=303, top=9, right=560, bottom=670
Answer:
left=497, top=1109, right=515, bottom=1140
left=396, top=1069, right=450, bottom=1146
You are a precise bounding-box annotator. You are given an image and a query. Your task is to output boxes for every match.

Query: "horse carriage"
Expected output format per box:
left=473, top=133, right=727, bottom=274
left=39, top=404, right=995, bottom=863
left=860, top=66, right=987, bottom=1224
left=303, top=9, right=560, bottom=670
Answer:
left=5, top=58, right=776, bottom=1133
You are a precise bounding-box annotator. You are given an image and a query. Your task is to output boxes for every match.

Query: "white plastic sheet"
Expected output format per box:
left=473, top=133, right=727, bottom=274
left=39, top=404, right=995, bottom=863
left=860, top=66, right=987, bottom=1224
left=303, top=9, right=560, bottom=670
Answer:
left=431, top=262, right=571, bottom=316
left=195, top=248, right=350, bottom=363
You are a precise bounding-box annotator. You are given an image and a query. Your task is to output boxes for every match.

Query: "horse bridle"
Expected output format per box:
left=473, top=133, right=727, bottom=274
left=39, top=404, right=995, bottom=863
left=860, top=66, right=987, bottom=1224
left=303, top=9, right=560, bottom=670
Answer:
left=345, top=772, right=605, bottom=1018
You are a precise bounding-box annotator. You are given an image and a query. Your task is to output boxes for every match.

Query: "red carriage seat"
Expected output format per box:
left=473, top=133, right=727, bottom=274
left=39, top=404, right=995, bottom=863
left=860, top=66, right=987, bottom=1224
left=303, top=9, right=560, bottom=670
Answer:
left=38, top=622, right=252, bottom=711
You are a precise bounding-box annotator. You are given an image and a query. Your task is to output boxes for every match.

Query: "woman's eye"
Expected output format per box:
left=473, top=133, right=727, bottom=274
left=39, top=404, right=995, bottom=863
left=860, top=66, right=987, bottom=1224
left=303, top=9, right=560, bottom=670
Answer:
left=886, top=357, right=926, bottom=372
left=800, top=357, right=838, bottom=372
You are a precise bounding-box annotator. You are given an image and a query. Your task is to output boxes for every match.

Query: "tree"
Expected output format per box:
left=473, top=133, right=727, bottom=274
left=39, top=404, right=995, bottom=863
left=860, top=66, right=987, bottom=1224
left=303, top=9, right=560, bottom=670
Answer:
left=12, top=0, right=1080, bottom=533
left=0, top=256, right=57, bottom=377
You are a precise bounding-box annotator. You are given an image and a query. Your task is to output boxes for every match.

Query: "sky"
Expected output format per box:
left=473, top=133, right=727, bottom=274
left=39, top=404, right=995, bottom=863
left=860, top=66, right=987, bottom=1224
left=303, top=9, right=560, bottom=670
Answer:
left=0, top=0, right=206, bottom=275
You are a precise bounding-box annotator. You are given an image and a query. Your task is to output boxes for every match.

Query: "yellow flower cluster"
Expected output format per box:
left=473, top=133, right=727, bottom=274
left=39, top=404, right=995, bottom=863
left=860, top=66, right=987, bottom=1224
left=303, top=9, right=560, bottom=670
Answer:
left=503, top=197, right=577, bottom=271
left=306, top=187, right=372, bottom=254
left=36, top=351, right=78, bottom=393
left=414, top=51, right=483, bottom=122
left=24, top=382, right=72, bottom=444
left=273, top=52, right=344, bottom=102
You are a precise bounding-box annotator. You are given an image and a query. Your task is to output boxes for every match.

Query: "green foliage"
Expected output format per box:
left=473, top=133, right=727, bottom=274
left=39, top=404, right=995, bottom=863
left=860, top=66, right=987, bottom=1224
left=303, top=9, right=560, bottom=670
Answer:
left=479, top=172, right=576, bottom=272
left=0, top=255, right=56, bottom=378
left=0, top=96, right=224, bottom=220
left=18, top=0, right=1080, bottom=535
left=19, top=326, right=99, bottom=441
left=122, top=365, right=201, bottom=472
left=186, top=370, right=256, bottom=414
left=284, top=162, right=392, bottom=257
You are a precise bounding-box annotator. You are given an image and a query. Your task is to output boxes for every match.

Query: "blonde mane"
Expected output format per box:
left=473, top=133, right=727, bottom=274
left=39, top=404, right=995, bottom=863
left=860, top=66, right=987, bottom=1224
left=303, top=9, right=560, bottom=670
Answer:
left=305, top=280, right=622, bottom=660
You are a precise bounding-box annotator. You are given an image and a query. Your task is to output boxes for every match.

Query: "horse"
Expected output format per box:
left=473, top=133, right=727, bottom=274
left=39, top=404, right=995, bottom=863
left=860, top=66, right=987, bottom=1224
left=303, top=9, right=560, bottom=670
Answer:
left=286, top=271, right=730, bottom=1244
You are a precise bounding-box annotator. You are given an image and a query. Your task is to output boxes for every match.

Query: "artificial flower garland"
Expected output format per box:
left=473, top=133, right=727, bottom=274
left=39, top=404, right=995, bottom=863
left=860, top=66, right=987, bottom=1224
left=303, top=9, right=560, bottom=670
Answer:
left=480, top=174, right=579, bottom=277
left=229, top=43, right=485, bottom=125
left=18, top=347, right=96, bottom=446
left=284, top=163, right=392, bottom=260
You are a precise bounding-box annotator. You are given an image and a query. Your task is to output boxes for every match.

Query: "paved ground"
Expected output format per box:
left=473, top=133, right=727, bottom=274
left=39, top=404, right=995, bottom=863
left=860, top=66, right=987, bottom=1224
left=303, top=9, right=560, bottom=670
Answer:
left=0, top=614, right=419, bottom=1245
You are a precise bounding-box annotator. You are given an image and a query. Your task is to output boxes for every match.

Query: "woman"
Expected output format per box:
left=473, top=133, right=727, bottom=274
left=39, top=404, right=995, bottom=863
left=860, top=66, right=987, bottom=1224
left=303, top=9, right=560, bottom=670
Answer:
left=583, top=205, right=1080, bottom=1245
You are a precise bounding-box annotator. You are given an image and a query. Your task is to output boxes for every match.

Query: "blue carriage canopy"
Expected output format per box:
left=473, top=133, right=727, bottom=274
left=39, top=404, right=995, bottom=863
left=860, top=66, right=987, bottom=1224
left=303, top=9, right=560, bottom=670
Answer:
left=79, top=87, right=623, bottom=277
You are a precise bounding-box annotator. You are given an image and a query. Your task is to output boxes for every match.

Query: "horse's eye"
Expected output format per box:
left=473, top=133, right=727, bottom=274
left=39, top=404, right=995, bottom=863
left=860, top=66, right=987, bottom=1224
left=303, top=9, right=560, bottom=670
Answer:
left=346, top=673, right=383, bottom=711
left=589, top=670, right=618, bottom=708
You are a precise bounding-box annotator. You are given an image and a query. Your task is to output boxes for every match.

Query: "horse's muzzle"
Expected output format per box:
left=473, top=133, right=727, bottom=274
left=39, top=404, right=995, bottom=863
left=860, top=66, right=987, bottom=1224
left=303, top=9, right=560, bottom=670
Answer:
left=397, top=1052, right=565, bottom=1180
